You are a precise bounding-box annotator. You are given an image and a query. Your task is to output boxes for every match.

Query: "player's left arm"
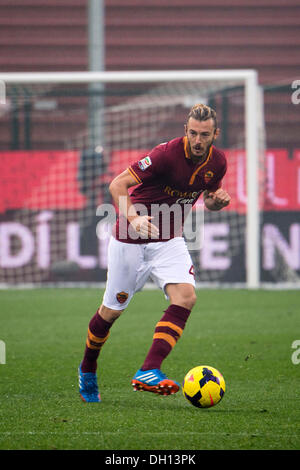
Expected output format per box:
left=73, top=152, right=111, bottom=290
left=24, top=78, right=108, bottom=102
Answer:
left=203, top=188, right=231, bottom=211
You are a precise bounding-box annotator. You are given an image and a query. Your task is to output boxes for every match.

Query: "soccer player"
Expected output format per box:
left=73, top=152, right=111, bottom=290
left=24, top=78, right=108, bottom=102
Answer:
left=78, top=104, right=230, bottom=402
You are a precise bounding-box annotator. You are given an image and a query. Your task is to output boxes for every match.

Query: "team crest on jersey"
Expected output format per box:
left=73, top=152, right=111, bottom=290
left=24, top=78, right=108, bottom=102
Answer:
left=138, top=156, right=152, bottom=171
left=204, top=170, right=214, bottom=183
left=116, top=291, right=129, bottom=304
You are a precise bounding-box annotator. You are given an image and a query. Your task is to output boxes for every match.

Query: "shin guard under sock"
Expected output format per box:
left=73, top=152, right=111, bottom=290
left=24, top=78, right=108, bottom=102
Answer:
left=141, top=304, right=191, bottom=371
left=81, top=310, right=113, bottom=373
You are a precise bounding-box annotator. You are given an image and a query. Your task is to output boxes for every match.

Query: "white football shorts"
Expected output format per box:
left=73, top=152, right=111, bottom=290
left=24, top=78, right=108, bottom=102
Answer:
left=102, top=236, right=195, bottom=310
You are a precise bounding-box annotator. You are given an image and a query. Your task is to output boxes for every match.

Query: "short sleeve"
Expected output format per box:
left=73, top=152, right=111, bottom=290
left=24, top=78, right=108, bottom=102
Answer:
left=128, top=143, right=167, bottom=184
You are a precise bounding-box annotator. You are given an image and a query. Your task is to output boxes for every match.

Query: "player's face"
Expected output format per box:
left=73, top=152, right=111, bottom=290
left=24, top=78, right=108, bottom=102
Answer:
left=185, top=117, right=219, bottom=159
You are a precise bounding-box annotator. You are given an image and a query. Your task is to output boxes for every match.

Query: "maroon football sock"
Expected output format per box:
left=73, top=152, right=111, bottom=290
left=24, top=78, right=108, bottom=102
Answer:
left=81, top=310, right=114, bottom=373
left=141, top=304, right=191, bottom=371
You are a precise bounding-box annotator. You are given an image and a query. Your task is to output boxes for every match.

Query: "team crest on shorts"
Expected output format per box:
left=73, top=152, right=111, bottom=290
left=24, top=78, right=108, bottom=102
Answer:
left=116, top=291, right=129, bottom=304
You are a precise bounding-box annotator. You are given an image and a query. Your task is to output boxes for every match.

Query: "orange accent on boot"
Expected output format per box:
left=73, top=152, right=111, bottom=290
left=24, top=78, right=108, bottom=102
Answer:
left=131, top=378, right=180, bottom=396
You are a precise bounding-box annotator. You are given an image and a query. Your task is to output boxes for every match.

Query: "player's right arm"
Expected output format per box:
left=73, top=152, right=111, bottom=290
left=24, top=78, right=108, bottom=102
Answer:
left=109, top=169, right=159, bottom=238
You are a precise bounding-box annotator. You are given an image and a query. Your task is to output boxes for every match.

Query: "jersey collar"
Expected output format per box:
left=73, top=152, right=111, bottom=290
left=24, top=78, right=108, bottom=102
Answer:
left=183, top=137, right=213, bottom=185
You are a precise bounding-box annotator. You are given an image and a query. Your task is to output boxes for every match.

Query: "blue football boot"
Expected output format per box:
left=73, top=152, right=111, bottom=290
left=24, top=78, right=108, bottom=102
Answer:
left=78, top=365, right=101, bottom=403
left=131, top=368, right=180, bottom=395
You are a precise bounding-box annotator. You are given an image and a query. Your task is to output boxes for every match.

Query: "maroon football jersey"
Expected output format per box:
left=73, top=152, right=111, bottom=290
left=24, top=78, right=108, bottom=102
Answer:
left=114, top=136, right=227, bottom=243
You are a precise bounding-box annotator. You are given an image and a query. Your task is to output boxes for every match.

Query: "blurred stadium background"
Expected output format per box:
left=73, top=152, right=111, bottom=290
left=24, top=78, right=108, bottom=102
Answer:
left=0, top=0, right=299, bottom=288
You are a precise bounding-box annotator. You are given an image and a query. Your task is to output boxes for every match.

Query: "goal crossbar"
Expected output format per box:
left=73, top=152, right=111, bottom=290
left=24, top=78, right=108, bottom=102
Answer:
left=0, top=69, right=257, bottom=84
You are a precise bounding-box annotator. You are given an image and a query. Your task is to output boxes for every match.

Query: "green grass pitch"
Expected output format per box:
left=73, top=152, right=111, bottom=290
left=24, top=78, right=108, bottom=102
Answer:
left=0, top=288, right=299, bottom=450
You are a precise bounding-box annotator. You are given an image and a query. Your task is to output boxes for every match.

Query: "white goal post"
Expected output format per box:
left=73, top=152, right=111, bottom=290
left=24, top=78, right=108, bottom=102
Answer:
left=0, top=69, right=260, bottom=288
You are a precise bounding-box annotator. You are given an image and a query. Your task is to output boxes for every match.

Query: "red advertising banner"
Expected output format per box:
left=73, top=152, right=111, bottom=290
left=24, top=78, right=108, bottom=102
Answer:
left=0, top=149, right=299, bottom=213
left=0, top=150, right=86, bottom=213
left=263, top=149, right=300, bottom=211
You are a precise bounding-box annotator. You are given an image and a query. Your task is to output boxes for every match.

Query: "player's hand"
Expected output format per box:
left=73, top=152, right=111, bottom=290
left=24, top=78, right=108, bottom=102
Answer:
left=207, top=188, right=231, bottom=209
left=129, top=215, right=159, bottom=239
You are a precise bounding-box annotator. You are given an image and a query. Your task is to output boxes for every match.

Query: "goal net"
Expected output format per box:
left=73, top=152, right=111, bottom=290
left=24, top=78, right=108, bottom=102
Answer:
left=0, top=70, right=275, bottom=288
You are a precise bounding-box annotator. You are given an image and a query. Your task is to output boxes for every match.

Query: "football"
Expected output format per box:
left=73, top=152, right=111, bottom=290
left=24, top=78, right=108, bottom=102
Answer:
left=182, top=365, right=226, bottom=408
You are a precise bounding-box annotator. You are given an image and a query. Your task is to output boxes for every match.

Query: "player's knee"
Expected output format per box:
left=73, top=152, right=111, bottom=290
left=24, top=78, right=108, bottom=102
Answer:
left=98, top=305, right=124, bottom=323
left=180, top=291, right=197, bottom=310
left=167, top=284, right=197, bottom=311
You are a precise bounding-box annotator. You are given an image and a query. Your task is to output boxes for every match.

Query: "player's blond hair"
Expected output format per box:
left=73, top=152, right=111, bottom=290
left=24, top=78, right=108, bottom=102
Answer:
left=187, top=104, right=218, bottom=130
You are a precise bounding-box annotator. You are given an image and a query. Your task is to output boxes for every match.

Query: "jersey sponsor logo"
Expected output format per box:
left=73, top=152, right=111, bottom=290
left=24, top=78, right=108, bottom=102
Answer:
left=176, top=197, right=196, bottom=204
left=138, top=156, right=152, bottom=171
left=116, top=291, right=129, bottom=304
left=164, top=185, right=201, bottom=203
